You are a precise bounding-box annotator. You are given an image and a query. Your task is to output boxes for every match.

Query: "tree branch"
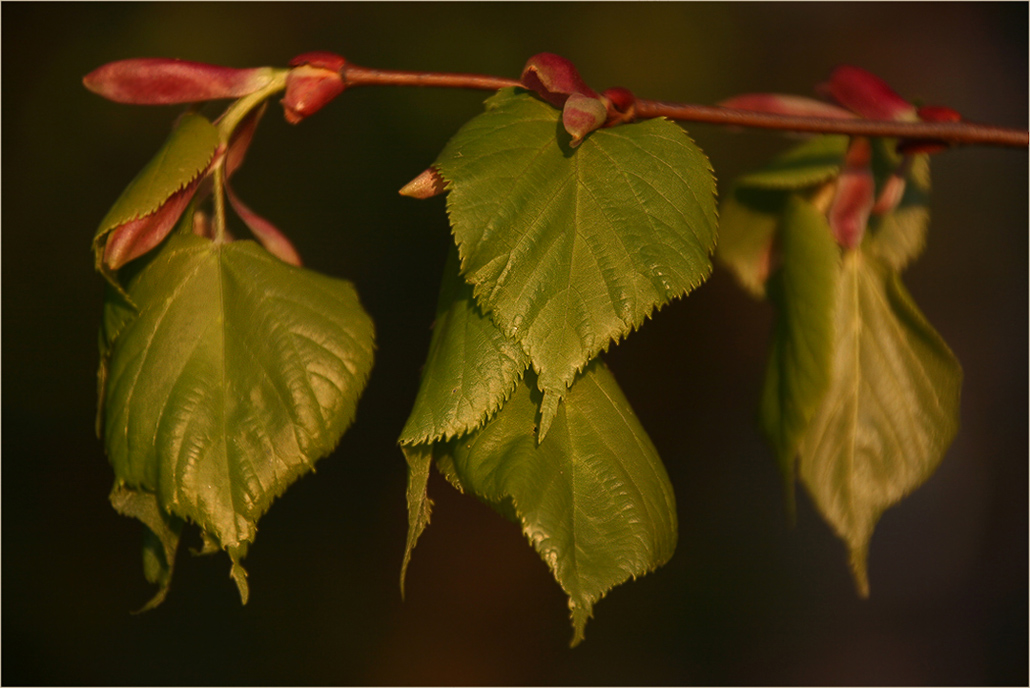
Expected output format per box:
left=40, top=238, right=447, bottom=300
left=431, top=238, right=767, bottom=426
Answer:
left=634, top=100, right=1028, bottom=148
left=339, top=63, right=1028, bottom=150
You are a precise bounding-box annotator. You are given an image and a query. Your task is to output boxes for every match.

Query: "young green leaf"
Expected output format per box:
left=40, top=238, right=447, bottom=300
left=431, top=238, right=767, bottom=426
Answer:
left=734, top=135, right=849, bottom=190
left=93, top=113, right=220, bottom=271
left=102, top=231, right=375, bottom=604
left=436, top=88, right=717, bottom=440
left=399, top=443, right=434, bottom=597
left=715, top=185, right=786, bottom=298
left=867, top=148, right=931, bottom=271
left=439, top=362, right=677, bottom=647
left=797, top=250, right=961, bottom=596
left=398, top=245, right=529, bottom=445
left=109, top=485, right=184, bottom=612
left=759, top=195, right=840, bottom=516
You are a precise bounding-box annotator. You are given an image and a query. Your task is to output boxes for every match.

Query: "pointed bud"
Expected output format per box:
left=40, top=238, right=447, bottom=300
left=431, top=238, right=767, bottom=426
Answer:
left=719, top=93, right=855, bottom=119
left=83, top=58, right=275, bottom=105
left=563, top=93, right=608, bottom=147
left=818, top=66, right=916, bottom=121
left=281, top=52, right=347, bottom=124
left=827, top=138, right=875, bottom=250
left=521, top=53, right=598, bottom=108
left=399, top=168, right=447, bottom=199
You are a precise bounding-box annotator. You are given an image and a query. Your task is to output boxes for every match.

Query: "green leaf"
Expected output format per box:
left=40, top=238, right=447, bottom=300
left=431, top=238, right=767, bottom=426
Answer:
left=715, top=185, right=786, bottom=298
left=109, top=485, right=184, bottom=612
left=398, top=245, right=529, bottom=445
left=759, top=195, right=840, bottom=516
left=399, top=443, right=433, bottom=597
left=440, top=361, right=677, bottom=647
left=797, top=249, right=961, bottom=596
left=436, top=88, right=717, bottom=439
left=867, top=151, right=931, bottom=271
left=735, top=135, right=849, bottom=190
left=102, top=231, right=375, bottom=603
left=93, top=113, right=219, bottom=266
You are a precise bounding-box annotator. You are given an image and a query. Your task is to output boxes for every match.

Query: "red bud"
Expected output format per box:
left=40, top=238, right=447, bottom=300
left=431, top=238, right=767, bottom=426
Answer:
left=83, top=58, right=274, bottom=105
left=818, top=66, right=915, bottom=121
left=281, top=63, right=346, bottom=124
left=521, top=53, right=598, bottom=108
left=916, top=105, right=961, bottom=123
left=603, top=87, right=635, bottom=113
left=289, top=52, right=347, bottom=72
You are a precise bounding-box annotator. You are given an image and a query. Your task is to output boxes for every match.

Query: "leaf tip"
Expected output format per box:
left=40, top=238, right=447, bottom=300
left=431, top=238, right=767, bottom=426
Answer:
left=849, top=543, right=871, bottom=598
left=229, top=548, right=250, bottom=604
left=568, top=599, right=593, bottom=648
left=536, top=389, right=561, bottom=444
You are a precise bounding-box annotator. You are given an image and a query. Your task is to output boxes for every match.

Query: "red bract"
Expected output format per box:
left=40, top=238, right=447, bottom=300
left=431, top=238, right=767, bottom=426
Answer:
left=225, top=183, right=302, bottom=266
left=281, top=52, right=348, bottom=124
left=828, top=138, right=875, bottom=249
left=104, top=173, right=208, bottom=269
left=83, top=58, right=273, bottom=105
left=103, top=105, right=301, bottom=269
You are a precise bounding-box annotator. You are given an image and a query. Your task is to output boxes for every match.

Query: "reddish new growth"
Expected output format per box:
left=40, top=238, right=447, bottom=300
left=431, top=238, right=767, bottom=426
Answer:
left=282, top=52, right=348, bottom=124
left=84, top=54, right=346, bottom=269
left=83, top=58, right=274, bottom=104
left=520, top=53, right=642, bottom=148
left=722, top=65, right=968, bottom=249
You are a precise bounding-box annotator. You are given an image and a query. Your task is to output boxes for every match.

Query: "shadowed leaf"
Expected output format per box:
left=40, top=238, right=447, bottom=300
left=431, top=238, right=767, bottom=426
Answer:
left=798, top=250, right=961, bottom=596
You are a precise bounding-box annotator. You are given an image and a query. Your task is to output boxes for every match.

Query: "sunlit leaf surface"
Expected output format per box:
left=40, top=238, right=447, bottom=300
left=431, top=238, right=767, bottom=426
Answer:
left=437, top=88, right=717, bottom=438
left=102, top=231, right=374, bottom=603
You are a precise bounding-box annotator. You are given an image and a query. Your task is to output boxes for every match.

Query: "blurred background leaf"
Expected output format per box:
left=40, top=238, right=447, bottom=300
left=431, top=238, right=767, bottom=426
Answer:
left=3, top=3, right=1026, bottom=684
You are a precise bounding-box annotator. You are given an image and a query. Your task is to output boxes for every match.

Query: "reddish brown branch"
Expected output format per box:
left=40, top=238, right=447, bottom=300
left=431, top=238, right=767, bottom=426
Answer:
left=344, top=65, right=520, bottom=92
left=635, top=100, right=1028, bottom=148
left=339, top=64, right=1028, bottom=149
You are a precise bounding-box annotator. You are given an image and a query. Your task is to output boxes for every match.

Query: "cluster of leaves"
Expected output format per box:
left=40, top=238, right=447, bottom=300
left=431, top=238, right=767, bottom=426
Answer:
left=717, top=68, right=962, bottom=593
left=87, top=52, right=963, bottom=644
left=398, top=68, right=717, bottom=644
left=90, top=55, right=375, bottom=608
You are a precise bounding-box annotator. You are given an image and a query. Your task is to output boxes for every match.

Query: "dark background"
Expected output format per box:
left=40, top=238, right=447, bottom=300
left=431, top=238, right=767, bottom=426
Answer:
left=3, top=3, right=1027, bottom=685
